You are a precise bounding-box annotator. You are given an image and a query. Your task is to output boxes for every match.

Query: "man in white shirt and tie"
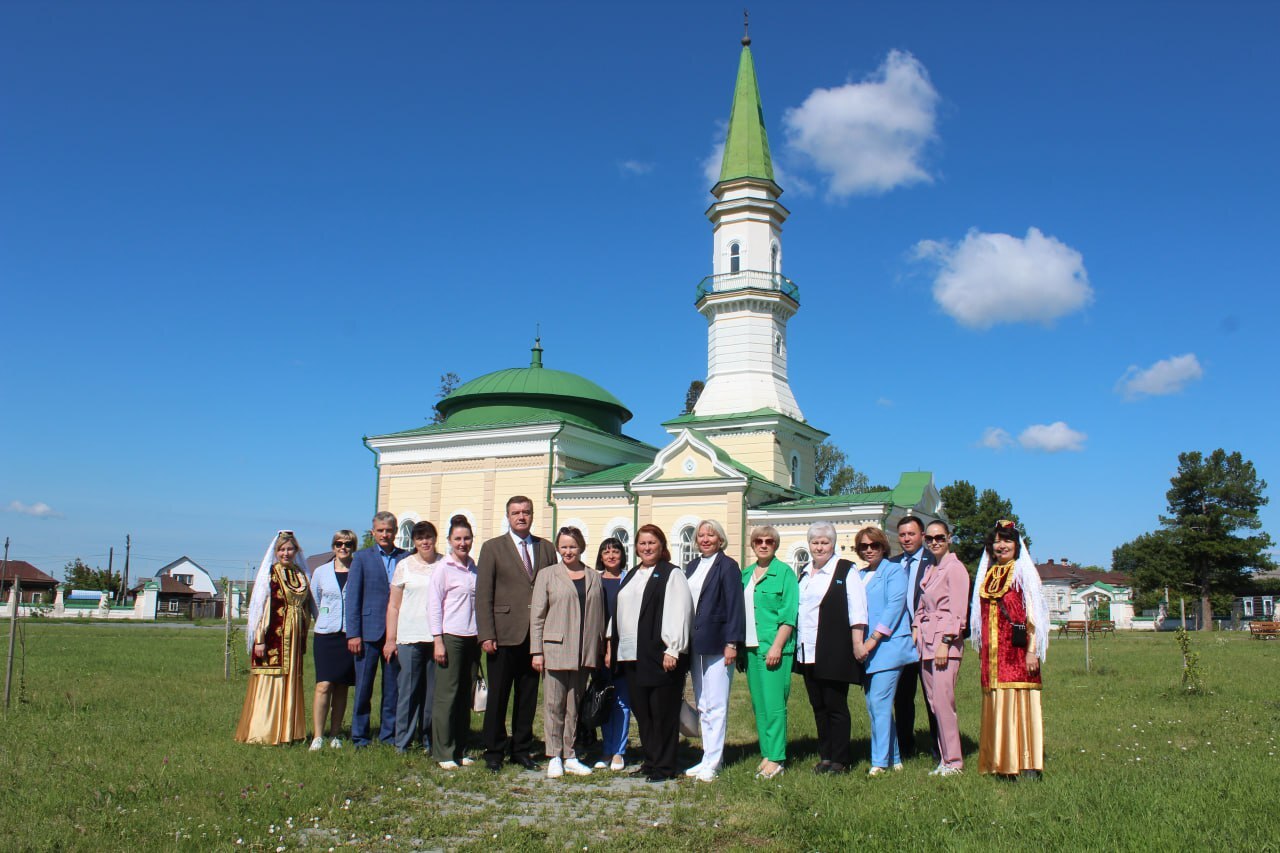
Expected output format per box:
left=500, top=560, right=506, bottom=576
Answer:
left=891, top=515, right=938, bottom=761
left=476, top=495, right=557, bottom=771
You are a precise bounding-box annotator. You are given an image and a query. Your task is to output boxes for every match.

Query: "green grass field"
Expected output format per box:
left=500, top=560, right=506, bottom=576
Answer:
left=2, top=622, right=1277, bottom=851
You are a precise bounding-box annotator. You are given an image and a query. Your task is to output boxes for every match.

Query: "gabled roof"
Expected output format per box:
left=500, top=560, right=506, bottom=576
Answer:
left=1036, top=561, right=1132, bottom=587
left=134, top=575, right=198, bottom=595
left=717, top=40, right=775, bottom=187
left=156, top=556, right=210, bottom=578
left=662, top=407, right=826, bottom=439
left=0, top=560, right=58, bottom=586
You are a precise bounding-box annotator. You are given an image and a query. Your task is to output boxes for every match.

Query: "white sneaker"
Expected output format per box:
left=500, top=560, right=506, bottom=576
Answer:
left=309, top=737, right=324, bottom=752
left=460, top=757, right=475, bottom=766
left=610, top=755, right=626, bottom=772
left=438, top=760, right=459, bottom=770
left=695, top=767, right=718, bottom=783
left=329, top=737, right=342, bottom=749
left=564, top=758, right=593, bottom=776
left=928, top=763, right=944, bottom=776
left=592, top=760, right=608, bottom=770
left=684, top=762, right=705, bottom=778
left=547, top=757, right=564, bottom=779
left=892, top=763, right=904, bottom=772
left=938, top=765, right=963, bottom=777
left=867, top=766, right=887, bottom=777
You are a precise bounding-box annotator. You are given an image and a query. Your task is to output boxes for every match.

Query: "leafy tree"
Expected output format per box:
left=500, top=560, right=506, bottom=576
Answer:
left=360, top=529, right=375, bottom=550
left=431, top=372, right=461, bottom=424
left=1159, top=449, right=1274, bottom=630
left=1114, top=530, right=1181, bottom=611
left=63, top=558, right=123, bottom=596
left=938, top=480, right=1030, bottom=568
left=813, top=442, right=884, bottom=495
left=682, top=380, right=705, bottom=415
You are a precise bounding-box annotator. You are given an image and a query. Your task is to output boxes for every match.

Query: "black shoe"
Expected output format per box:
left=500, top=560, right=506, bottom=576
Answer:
left=814, top=760, right=833, bottom=774
left=826, top=762, right=849, bottom=774
left=485, top=760, right=503, bottom=772
left=645, top=774, right=670, bottom=783
left=628, top=767, right=648, bottom=777
left=512, top=755, right=541, bottom=771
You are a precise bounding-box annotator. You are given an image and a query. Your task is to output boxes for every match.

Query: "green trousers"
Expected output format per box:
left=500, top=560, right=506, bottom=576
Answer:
left=431, top=634, right=477, bottom=762
left=745, top=647, right=793, bottom=763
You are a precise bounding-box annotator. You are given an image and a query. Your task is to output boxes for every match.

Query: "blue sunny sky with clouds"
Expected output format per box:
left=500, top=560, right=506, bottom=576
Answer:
left=2, top=1, right=1277, bottom=582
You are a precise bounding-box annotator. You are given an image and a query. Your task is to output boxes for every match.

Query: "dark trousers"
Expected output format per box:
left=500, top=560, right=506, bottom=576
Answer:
left=625, top=664, right=682, bottom=779
left=394, top=641, right=435, bottom=751
left=482, top=638, right=539, bottom=764
left=352, top=635, right=400, bottom=746
left=894, top=660, right=940, bottom=760
left=799, top=664, right=852, bottom=766
left=432, top=634, right=477, bottom=762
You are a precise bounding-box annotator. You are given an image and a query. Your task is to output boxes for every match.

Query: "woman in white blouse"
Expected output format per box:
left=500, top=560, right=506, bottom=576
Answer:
left=609, top=524, right=693, bottom=783
left=386, top=520, right=442, bottom=754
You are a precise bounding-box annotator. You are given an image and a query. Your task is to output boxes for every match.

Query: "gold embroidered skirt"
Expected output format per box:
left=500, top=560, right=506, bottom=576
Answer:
left=234, top=638, right=307, bottom=745
left=978, top=687, right=1043, bottom=774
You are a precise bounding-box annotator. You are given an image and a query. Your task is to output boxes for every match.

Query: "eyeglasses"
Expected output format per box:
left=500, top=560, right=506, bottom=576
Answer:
left=856, top=542, right=883, bottom=551
left=752, top=537, right=776, bottom=546
left=923, top=534, right=949, bottom=544
left=332, top=541, right=355, bottom=549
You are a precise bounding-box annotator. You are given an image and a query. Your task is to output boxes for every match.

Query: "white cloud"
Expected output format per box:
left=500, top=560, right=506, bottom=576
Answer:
left=701, top=122, right=728, bottom=187
left=782, top=50, right=939, bottom=199
left=1116, top=353, right=1203, bottom=400
left=916, top=227, right=1093, bottom=329
left=876, top=397, right=894, bottom=408
left=977, top=427, right=1014, bottom=450
left=6, top=500, right=63, bottom=519
left=619, top=159, right=654, bottom=176
left=1018, top=422, right=1087, bottom=453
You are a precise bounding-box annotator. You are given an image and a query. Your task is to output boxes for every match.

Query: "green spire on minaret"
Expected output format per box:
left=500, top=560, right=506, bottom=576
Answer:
left=717, top=27, right=774, bottom=186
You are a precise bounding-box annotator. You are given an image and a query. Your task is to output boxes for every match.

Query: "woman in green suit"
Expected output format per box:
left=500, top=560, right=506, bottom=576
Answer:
left=742, top=524, right=799, bottom=779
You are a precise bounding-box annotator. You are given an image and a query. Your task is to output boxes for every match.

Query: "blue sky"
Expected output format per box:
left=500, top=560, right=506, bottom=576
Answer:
left=3, top=2, right=1277, bottom=581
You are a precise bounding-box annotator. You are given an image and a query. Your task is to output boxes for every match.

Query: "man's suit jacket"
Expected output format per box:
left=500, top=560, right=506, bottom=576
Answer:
left=476, top=533, right=557, bottom=647
left=529, top=563, right=607, bottom=670
left=684, top=551, right=746, bottom=655
left=344, top=545, right=408, bottom=642
left=893, top=547, right=935, bottom=613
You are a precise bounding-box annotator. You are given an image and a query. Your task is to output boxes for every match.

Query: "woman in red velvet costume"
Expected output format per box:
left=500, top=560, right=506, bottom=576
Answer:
left=969, top=520, right=1048, bottom=779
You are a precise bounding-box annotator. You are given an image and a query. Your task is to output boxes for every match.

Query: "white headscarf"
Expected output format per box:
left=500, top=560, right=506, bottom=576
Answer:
left=245, top=530, right=310, bottom=654
left=969, top=529, right=1049, bottom=662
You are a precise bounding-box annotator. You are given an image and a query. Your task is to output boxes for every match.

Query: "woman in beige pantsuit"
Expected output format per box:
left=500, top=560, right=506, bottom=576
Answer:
left=530, top=526, right=607, bottom=778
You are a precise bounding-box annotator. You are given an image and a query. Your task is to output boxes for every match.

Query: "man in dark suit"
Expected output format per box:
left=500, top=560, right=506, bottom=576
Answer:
left=476, top=495, right=557, bottom=770
left=345, top=511, right=408, bottom=747
left=891, top=515, right=938, bottom=760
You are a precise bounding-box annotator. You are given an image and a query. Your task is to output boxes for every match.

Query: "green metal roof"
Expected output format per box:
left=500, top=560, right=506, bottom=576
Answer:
left=718, top=44, right=775, bottom=185
left=662, top=407, right=826, bottom=438
left=557, top=462, right=651, bottom=487
left=429, top=342, right=633, bottom=435
left=891, top=472, right=932, bottom=508
left=371, top=415, right=655, bottom=451
left=758, top=491, right=896, bottom=511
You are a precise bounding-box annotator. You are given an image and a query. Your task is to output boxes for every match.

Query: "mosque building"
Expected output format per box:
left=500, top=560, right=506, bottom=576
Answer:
left=362, top=34, right=943, bottom=569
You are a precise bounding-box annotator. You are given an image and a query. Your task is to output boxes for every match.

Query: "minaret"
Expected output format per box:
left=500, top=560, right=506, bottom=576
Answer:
left=693, top=29, right=802, bottom=421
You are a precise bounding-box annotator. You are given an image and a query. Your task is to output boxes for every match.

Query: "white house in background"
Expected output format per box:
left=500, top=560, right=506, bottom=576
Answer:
left=155, top=556, right=217, bottom=597
left=1037, top=559, right=1140, bottom=628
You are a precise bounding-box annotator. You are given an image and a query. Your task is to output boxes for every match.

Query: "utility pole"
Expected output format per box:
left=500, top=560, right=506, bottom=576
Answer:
left=122, top=535, right=131, bottom=604
left=4, top=537, right=17, bottom=710
left=224, top=577, right=232, bottom=680
left=108, top=547, right=115, bottom=604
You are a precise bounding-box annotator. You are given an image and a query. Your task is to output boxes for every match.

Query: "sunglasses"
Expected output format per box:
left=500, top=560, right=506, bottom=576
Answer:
left=856, top=542, right=883, bottom=551
left=752, top=537, right=776, bottom=546
left=923, top=534, right=949, bottom=544
left=332, top=541, right=355, bottom=549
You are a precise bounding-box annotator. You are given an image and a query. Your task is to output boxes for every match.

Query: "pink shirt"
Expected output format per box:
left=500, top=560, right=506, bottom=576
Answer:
left=428, top=554, right=478, bottom=637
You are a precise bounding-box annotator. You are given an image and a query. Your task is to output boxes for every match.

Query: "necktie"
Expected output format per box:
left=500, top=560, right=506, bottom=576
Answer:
left=903, top=554, right=916, bottom=606
left=519, top=539, right=534, bottom=580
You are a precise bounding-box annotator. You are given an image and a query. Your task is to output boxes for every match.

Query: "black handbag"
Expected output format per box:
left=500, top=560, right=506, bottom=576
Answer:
left=579, top=670, right=616, bottom=729
left=998, top=599, right=1029, bottom=649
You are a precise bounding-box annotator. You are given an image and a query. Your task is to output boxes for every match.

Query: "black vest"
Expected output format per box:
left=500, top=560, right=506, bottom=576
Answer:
left=616, top=562, right=689, bottom=687
left=812, top=559, right=864, bottom=684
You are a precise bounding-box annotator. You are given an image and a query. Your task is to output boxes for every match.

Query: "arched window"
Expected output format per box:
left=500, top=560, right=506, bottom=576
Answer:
left=792, top=547, right=811, bottom=574
left=610, top=527, right=631, bottom=565
left=397, top=520, right=414, bottom=550
left=729, top=242, right=741, bottom=273
left=678, top=526, right=697, bottom=568
left=771, top=243, right=779, bottom=275
left=790, top=454, right=800, bottom=488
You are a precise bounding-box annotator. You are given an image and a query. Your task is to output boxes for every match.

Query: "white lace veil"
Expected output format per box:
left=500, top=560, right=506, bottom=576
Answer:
left=969, top=528, right=1049, bottom=662
left=245, top=530, right=310, bottom=654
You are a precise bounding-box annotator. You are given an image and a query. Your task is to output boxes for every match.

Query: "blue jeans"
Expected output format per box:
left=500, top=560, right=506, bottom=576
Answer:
left=394, top=642, right=435, bottom=751
left=863, top=667, right=903, bottom=768
left=351, top=636, right=400, bottom=746
left=600, top=670, right=632, bottom=759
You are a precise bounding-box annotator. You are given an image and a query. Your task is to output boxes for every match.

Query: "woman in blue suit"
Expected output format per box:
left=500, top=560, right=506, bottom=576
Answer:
left=853, top=525, right=916, bottom=775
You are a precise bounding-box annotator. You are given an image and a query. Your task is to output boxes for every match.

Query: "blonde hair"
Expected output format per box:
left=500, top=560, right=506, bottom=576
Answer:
left=696, top=519, right=728, bottom=552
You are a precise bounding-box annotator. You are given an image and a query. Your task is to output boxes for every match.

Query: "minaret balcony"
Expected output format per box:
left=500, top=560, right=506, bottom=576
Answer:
left=695, top=270, right=800, bottom=305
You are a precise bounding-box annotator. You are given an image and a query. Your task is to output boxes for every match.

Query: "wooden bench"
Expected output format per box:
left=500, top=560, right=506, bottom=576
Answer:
left=1058, top=621, right=1088, bottom=638
left=1090, top=620, right=1116, bottom=635
left=1249, top=621, right=1280, bottom=639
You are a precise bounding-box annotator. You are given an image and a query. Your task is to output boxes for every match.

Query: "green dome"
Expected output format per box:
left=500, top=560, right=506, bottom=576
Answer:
left=437, top=342, right=632, bottom=435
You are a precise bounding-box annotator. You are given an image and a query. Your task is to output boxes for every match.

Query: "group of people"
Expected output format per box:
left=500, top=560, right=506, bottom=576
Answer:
left=234, top=499, right=1047, bottom=782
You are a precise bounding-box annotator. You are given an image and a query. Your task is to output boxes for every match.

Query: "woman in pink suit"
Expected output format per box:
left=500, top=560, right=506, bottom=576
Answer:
left=912, top=520, right=968, bottom=775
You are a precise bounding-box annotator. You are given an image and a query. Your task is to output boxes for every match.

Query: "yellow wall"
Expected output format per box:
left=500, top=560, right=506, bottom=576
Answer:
left=657, top=446, right=718, bottom=480
left=703, top=431, right=784, bottom=484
